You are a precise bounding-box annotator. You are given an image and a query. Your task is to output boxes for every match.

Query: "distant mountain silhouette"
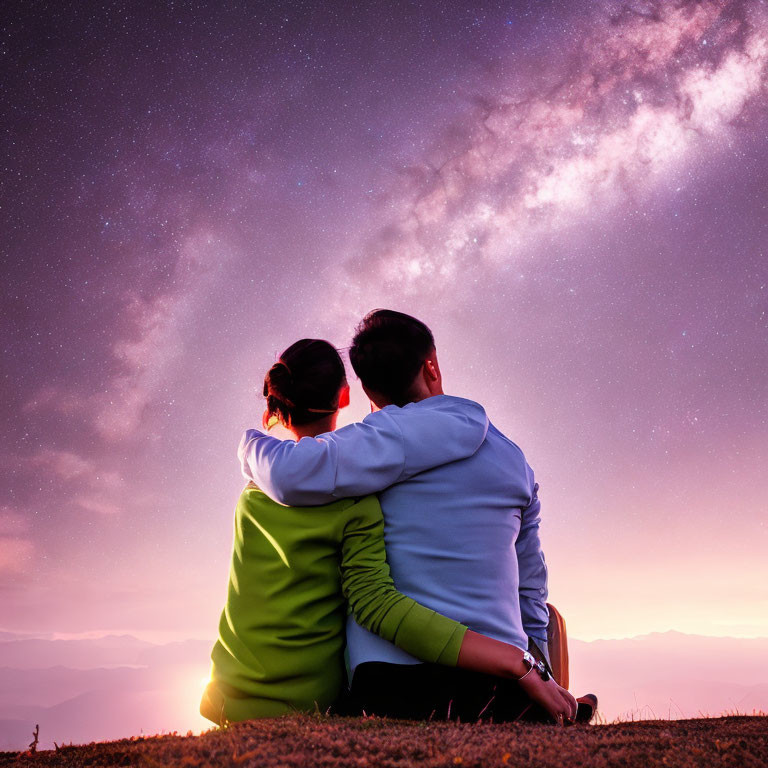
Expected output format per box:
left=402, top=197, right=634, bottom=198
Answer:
left=0, top=632, right=212, bottom=751
left=569, top=631, right=768, bottom=721
left=0, top=630, right=766, bottom=751
left=136, top=639, right=211, bottom=667
left=0, top=630, right=47, bottom=641
left=0, top=634, right=154, bottom=670
left=0, top=686, right=206, bottom=751
left=0, top=666, right=148, bottom=708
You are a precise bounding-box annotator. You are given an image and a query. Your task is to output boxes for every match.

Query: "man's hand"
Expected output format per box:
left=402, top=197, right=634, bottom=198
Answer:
left=518, top=669, right=578, bottom=724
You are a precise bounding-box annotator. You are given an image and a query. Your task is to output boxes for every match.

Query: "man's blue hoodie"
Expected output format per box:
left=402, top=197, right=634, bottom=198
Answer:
left=239, top=394, right=548, bottom=671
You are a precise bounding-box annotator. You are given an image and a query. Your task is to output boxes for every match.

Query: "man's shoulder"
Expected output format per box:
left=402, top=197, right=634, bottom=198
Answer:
left=485, top=422, right=530, bottom=464
left=406, top=394, right=484, bottom=412
left=364, top=395, right=487, bottom=425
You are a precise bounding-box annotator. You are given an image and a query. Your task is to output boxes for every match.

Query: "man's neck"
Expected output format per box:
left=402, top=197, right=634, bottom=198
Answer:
left=406, top=379, right=445, bottom=404
left=409, top=389, right=444, bottom=403
left=372, top=389, right=446, bottom=411
left=288, top=414, right=337, bottom=440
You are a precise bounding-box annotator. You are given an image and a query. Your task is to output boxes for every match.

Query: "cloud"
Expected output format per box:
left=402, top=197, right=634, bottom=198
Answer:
left=22, top=387, right=83, bottom=416
left=13, top=231, right=232, bottom=530
left=0, top=508, right=33, bottom=577
left=24, top=230, right=231, bottom=442
left=74, top=496, right=122, bottom=516
left=31, top=450, right=94, bottom=481
left=0, top=507, right=30, bottom=536
left=91, top=230, right=231, bottom=440
left=91, top=291, right=183, bottom=440
left=30, top=449, right=123, bottom=490
left=26, top=450, right=124, bottom=515
left=0, top=538, right=34, bottom=576
left=341, top=0, right=768, bottom=302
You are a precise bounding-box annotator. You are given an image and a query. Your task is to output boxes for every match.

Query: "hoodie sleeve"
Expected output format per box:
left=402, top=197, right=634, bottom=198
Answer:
left=515, top=466, right=550, bottom=645
left=238, top=397, right=489, bottom=506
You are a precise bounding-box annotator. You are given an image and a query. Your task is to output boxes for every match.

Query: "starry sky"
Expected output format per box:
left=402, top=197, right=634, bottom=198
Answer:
left=1, top=0, right=767, bottom=645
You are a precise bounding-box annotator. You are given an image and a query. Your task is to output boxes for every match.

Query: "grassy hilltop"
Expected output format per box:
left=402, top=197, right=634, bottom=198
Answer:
left=2, top=715, right=766, bottom=768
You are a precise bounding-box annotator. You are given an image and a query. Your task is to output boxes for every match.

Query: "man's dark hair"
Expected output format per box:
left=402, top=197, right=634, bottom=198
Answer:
left=349, top=309, right=435, bottom=406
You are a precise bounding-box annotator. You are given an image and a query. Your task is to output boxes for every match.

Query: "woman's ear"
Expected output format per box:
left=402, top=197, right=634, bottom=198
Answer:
left=338, top=384, right=351, bottom=409
left=262, top=409, right=282, bottom=430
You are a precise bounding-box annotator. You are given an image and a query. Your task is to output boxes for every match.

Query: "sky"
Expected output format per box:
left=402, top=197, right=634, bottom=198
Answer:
left=1, top=0, right=767, bottom=647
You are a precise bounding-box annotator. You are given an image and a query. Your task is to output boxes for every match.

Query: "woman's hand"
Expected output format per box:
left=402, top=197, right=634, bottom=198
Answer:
left=456, top=630, right=577, bottom=724
left=518, top=668, right=578, bottom=724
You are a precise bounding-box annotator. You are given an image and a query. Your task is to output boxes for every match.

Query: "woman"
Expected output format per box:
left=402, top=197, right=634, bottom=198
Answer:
left=201, top=339, right=576, bottom=724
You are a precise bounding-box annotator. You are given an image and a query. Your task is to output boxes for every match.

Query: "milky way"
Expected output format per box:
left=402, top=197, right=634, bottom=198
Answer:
left=1, top=0, right=766, bottom=641
left=338, top=1, right=768, bottom=302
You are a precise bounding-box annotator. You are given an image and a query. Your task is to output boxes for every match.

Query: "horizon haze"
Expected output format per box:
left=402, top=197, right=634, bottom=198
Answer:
left=1, top=629, right=767, bottom=751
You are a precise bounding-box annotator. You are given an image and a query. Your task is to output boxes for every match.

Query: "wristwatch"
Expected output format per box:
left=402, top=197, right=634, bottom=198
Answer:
left=519, top=650, right=551, bottom=682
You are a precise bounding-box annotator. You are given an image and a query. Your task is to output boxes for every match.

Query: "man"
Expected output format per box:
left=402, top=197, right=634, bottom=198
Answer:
left=240, top=310, right=594, bottom=721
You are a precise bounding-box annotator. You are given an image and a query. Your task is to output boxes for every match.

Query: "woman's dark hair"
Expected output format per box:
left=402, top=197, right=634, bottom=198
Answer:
left=263, top=339, right=347, bottom=426
left=349, top=309, right=435, bottom=407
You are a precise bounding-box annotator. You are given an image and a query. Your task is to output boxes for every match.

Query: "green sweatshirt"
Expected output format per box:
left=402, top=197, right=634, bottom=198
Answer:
left=201, top=485, right=467, bottom=723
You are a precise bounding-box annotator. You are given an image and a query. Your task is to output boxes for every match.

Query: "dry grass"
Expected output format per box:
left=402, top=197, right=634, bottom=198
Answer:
left=2, top=715, right=767, bottom=767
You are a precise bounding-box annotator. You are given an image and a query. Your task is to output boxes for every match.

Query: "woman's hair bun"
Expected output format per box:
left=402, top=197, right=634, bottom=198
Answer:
left=262, top=339, right=346, bottom=427
left=263, top=360, right=295, bottom=406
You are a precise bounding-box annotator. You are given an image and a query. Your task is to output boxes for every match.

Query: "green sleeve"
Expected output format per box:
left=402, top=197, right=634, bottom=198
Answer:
left=339, top=495, right=467, bottom=666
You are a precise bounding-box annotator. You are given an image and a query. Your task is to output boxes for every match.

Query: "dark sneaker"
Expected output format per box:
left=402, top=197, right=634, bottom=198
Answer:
left=575, top=694, right=598, bottom=724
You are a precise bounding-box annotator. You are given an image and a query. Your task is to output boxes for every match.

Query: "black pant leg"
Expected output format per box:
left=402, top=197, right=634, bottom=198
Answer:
left=477, top=674, right=552, bottom=723
left=350, top=662, right=549, bottom=723
left=351, top=662, right=451, bottom=720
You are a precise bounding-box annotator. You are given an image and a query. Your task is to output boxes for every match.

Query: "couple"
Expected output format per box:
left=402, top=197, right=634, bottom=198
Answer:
left=201, top=309, right=596, bottom=725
